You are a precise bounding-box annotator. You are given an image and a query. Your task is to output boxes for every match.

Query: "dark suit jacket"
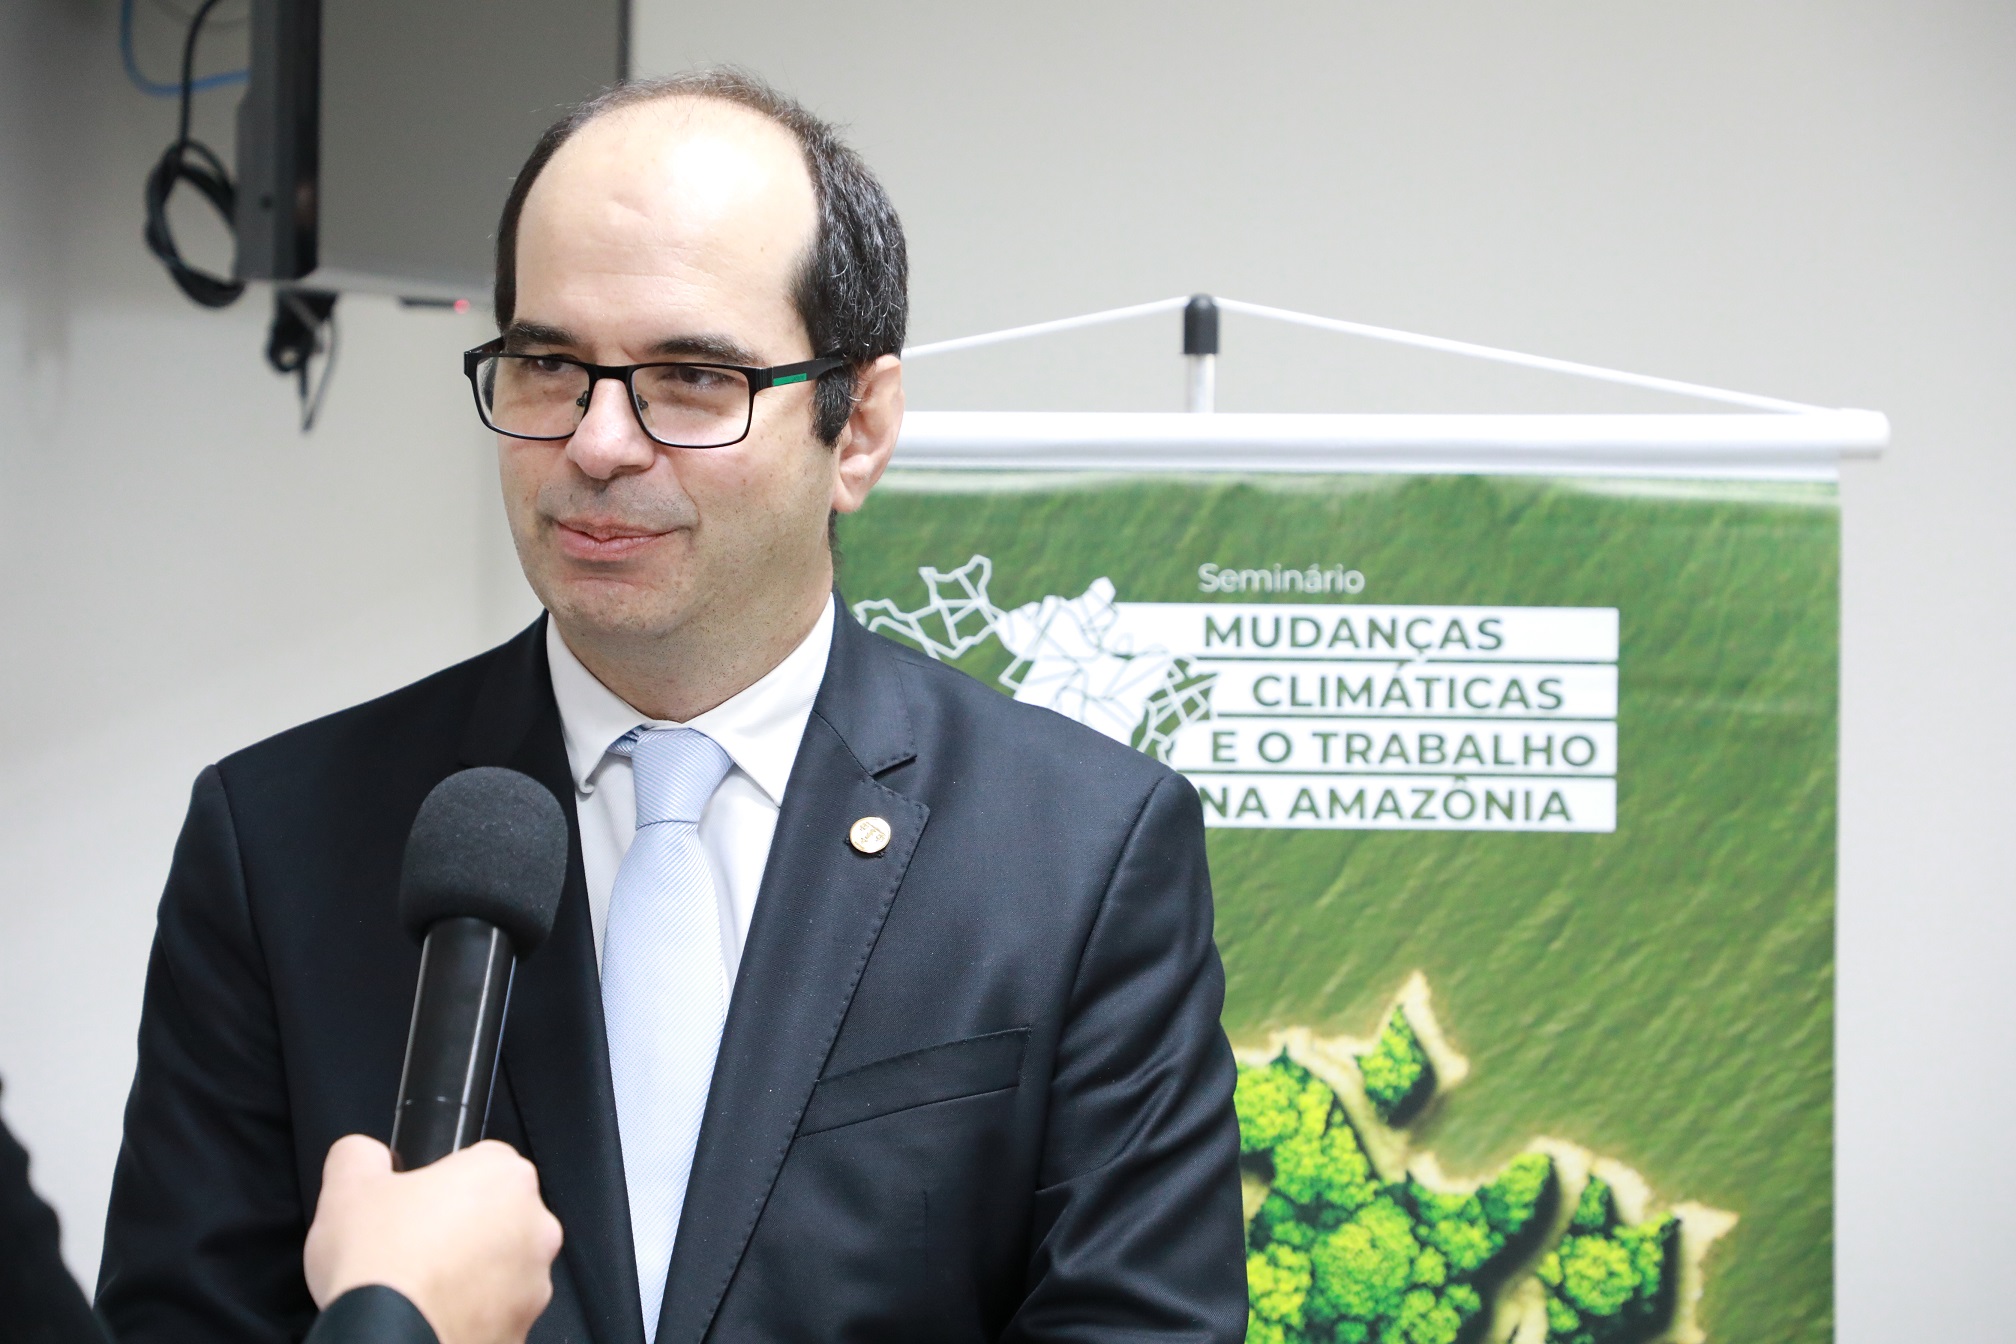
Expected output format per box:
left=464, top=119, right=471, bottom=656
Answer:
left=96, top=605, right=1246, bottom=1344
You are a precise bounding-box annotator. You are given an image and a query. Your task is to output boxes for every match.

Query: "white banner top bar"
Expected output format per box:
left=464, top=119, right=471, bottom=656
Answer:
left=891, top=410, right=1888, bottom=482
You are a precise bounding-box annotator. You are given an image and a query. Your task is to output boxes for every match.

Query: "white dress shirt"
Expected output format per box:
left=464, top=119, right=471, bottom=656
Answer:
left=545, top=596, right=835, bottom=977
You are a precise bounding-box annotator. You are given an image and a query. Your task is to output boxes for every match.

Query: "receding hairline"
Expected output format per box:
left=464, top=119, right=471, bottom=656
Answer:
left=538, top=89, right=817, bottom=194
left=545, top=94, right=811, bottom=190
left=514, top=92, right=823, bottom=317
left=521, top=91, right=821, bottom=257
left=594, top=86, right=796, bottom=127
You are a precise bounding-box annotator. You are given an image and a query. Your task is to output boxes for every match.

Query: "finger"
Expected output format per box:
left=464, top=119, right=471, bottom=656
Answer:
left=320, top=1133, right=393, bottom=1185
left=462, top=1138, right=543, bottom=1193
left=535, top=1208, right=564, bottom=1261
left=448, top=1137, right=526, bottom=1173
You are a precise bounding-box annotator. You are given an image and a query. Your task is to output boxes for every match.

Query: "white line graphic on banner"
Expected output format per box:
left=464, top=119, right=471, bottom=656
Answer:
left=855, top=556, right=1618, bottom=832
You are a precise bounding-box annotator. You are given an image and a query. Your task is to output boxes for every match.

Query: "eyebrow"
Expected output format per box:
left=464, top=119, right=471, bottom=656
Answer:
left=649, top=333, right=763, bottom=365
left=501, top=321, right=578, bottom=352
left=502, top=321, right=761, bottom=367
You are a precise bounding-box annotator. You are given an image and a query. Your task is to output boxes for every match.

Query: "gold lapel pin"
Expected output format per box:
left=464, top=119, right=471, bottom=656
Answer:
left=849, top=816, right=892, bottom=855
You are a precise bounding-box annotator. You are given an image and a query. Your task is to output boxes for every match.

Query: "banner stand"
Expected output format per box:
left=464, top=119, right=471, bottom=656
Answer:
left=897, top=295, right=1888, bottom=480
left=854, top=298, right=1868, bottom=1343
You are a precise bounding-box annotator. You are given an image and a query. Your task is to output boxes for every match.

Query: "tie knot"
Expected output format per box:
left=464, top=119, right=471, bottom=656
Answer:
left=613, top=727, right=734, bottom=827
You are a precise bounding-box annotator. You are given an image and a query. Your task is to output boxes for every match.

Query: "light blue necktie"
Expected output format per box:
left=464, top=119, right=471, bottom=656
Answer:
left=601, top=726, right=735, bottom=1343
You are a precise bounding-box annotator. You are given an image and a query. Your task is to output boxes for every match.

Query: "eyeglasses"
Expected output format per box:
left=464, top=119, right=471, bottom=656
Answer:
left=463, top=339, right=848, bottom=449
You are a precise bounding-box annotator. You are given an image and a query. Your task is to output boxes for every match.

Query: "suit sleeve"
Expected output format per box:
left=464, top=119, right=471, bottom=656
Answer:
left=95, top=766, right=317, bottom=1344
left=1008, top=771, right=1249, bottom=1344
left=0, top=1090, right=109, bottom=1344
left=304, top=1286, right=438, bottom=1344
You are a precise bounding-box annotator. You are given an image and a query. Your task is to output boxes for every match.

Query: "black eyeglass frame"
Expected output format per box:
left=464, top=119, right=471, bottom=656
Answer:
left=463, top=338, right=850, bottom=449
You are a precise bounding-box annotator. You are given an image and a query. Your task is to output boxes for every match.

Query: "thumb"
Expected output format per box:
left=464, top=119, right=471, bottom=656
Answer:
left=320, top=1134, right=395, bottom=1189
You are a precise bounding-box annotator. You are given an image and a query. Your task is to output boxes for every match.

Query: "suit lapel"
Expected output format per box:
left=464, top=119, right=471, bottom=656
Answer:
left=463, top=617, right=646, bottom=1344
left=655, top=605, right=927, bottom=1344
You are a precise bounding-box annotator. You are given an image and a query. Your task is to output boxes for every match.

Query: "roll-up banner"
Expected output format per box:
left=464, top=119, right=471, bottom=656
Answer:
left=841, top=421, right=1840, bottom=1344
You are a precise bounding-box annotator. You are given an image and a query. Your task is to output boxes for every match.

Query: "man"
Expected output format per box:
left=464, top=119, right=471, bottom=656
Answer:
left=99, top=70, right=1245, bottom=1344
left=4, top=1089, right=558, bottom=1344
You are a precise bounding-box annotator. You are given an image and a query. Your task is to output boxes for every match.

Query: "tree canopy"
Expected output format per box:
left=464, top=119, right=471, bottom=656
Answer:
left=1237, top=1054, right=1560, bottom=1344
left=1356, top=1009, right=1435, bottom=1123
left=1533, top=1176, right=1681, bottom=1344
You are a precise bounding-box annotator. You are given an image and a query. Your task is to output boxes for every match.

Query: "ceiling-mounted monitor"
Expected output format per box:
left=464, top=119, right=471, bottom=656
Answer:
left=235, top=0, right=628, bottom=301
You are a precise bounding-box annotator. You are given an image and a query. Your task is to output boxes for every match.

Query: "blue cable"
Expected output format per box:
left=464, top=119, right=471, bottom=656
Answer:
left=120, top=0, right=247, bottom=97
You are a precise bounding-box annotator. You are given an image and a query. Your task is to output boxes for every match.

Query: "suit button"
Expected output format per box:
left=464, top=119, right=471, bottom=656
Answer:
left=849, top=816, right=892, bottom=855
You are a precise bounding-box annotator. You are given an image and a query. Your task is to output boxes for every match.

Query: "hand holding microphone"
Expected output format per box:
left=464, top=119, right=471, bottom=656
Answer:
left=305, top=1136, right=563, bottom=1344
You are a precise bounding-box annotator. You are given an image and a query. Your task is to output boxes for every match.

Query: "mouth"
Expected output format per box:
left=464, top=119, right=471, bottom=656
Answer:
left=552, top=517, right=677, bottom=561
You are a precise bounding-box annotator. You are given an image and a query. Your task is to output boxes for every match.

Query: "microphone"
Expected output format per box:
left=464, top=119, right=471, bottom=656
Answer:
left=390, top=767, right=568, bottom=1170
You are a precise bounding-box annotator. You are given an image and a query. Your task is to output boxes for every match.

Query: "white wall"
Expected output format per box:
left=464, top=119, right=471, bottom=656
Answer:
left=629, top=4, right=2015, bottom=1341
left=0, top=0, right=538, bottom=1282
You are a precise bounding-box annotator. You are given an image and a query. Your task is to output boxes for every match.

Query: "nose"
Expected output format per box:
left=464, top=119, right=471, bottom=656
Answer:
left=563, top=375, right=657, bottom=480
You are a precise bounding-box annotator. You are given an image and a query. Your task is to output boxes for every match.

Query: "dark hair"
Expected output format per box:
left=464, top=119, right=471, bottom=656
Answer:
left=493, top=69, right=907, bottom=444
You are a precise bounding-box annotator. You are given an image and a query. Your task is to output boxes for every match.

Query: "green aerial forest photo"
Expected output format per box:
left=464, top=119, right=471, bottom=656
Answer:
left=839, top=469, right=1837, bottom=1342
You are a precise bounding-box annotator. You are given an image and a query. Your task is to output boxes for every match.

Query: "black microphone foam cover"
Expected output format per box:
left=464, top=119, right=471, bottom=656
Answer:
left=399, top=767, right=568, bottom=955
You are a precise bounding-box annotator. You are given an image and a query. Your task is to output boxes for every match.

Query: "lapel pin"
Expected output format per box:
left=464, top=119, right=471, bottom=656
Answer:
left=849, top=816, right=892, bottom=855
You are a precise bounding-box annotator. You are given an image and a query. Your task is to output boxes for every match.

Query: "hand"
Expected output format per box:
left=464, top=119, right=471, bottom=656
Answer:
left=304, top=1135, right=563, bottom=1344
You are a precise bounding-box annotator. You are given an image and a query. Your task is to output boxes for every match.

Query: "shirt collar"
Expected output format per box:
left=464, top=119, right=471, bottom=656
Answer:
left=546, top=596, right=835, bottom=807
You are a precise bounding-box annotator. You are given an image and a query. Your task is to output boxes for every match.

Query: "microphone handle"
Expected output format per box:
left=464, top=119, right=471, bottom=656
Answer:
left=390, top=916, right=516, bottom=1170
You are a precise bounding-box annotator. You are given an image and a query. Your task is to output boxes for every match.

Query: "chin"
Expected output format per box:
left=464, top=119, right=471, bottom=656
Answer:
left=542, top=577, right=690, bottom=642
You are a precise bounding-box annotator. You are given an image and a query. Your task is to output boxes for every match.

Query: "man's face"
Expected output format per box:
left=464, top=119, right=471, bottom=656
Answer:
left=498, top=98, right=838, bottom=648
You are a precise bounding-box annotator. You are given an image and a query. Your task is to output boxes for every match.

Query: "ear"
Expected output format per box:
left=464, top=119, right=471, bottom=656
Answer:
left=830, top=354, right=903, bottom=515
